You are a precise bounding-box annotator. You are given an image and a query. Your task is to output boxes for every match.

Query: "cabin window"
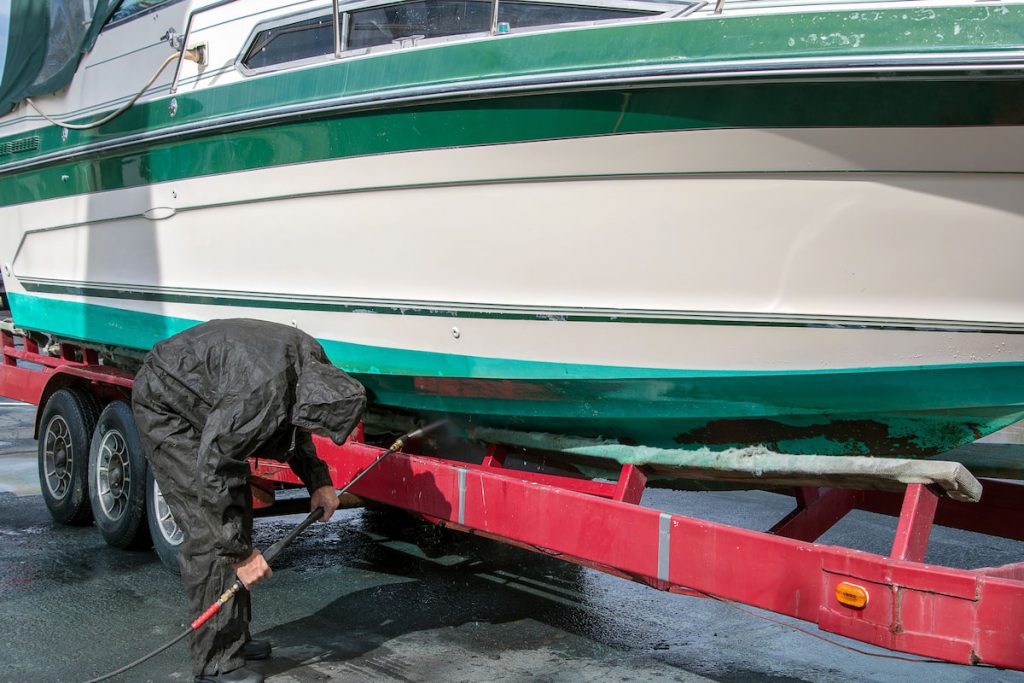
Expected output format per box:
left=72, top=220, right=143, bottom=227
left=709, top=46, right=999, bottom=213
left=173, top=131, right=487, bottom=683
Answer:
left=497, top=1, right=651, bottom=28
left=241, top=0, right=663, bottom=72
left=348, top=0, right=492, bottom=49
left=348, top=0, right=652, bottom=49
left=111, top=0, right=178, bottom=24
left=242, top=15, right=337, bottom=70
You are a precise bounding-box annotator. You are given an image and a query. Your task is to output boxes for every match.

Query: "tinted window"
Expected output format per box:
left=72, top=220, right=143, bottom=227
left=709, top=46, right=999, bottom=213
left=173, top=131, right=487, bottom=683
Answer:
left=243, top=15, right=335, bottom=70
left=349, top=0, right=492, bottom=49
left=244, top=0, right=658, bottom=71
left=111, top=0, right=176, bottom=23
left=498, top=1, right=650, bottom=27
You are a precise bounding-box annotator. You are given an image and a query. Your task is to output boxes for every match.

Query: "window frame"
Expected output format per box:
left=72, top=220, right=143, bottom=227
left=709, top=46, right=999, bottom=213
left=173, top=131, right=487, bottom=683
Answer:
left=104, top=0, right=188, bottom=31
left=235, top=0, right=691, bottom=77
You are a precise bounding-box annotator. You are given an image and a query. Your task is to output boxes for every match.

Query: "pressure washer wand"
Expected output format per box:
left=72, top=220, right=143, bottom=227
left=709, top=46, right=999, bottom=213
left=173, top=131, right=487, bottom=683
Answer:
left=193, top=418, right=448, bottom=630
left=85, top=419, right=447, bottom=683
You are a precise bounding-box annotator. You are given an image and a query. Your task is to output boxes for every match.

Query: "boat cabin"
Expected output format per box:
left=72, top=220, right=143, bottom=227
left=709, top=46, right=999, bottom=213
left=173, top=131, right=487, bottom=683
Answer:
left=112, top=0, right=693, bottom=78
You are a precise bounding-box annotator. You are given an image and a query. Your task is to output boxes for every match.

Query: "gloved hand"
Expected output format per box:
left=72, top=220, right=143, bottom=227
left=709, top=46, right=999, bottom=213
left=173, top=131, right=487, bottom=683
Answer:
left=234, top=550, right=272, bottom=589
left=310, top=485, right=340, bottom=522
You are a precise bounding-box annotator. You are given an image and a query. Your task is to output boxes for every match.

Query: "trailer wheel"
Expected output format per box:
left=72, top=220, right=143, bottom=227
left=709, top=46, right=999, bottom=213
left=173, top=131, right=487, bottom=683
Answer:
left=88, top=401, right=151, bottom=549
left=38, top=388, right=100, bottom=525
left=147, top=470, right=182, bottom=573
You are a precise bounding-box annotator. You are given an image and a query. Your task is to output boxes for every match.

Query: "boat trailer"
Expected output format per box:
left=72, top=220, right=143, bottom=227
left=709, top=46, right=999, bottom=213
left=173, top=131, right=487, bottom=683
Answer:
left=2, top=328, right=1022, bottom=671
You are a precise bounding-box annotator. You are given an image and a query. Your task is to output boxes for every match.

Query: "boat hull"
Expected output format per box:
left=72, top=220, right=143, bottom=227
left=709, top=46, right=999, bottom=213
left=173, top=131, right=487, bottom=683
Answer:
left=3, top=3, right=1024, bottom=458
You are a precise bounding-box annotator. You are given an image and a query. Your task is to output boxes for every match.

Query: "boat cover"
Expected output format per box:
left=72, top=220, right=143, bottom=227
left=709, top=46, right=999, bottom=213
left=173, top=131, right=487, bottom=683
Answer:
left=0, top=0, right=120, bottom=115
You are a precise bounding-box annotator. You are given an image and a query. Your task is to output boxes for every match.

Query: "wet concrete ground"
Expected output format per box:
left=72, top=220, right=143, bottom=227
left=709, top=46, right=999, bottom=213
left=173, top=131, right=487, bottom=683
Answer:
left=1, top=404, right=1023, bottom=683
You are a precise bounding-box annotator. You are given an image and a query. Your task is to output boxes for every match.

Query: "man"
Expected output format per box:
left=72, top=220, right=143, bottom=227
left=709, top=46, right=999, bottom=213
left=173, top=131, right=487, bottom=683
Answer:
left=133, top=319, right=366, bottom=683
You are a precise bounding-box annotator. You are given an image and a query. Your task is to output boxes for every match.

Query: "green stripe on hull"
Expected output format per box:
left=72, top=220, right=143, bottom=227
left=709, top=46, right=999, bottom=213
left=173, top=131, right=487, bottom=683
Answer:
left=4, top=3, right=1022, bottom=156
left=2, top=3, right=1024, bottom=206
left=3, top=78, right=1022, bottom=207
left=9, top=293, right=1024, bottom=456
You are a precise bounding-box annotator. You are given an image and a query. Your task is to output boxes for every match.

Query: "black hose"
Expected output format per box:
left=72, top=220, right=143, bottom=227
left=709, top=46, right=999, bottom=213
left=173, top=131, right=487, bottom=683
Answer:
left=82, top=419, right=447, bottom=682
left=84, top=629, right=192, bottom=683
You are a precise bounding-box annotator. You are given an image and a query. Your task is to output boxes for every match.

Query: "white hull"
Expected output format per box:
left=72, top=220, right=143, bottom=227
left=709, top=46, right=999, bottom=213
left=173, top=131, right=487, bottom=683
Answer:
left=3, top=126, right=1024, bottom=374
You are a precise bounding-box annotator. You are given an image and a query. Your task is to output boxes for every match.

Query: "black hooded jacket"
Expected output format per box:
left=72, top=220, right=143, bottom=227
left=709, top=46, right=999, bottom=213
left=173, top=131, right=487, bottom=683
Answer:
left=133, top=319, right=366, bottom=560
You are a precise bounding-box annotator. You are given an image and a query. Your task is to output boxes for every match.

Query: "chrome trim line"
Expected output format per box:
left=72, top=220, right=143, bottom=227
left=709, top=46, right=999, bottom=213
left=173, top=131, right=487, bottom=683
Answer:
left=2, top=49, right=1023, bottom=176
left=15, top=276, right=1024, bottom=334
left=490, top=0, right=502, bottom=35
left=333, top=0, right=342, bottom=57
left=337, top=0, right=684, bottom=12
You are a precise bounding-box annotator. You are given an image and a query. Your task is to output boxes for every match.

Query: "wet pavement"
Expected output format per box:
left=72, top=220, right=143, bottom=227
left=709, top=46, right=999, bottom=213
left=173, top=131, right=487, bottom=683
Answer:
left=1, top=404, right=1022, bottom=683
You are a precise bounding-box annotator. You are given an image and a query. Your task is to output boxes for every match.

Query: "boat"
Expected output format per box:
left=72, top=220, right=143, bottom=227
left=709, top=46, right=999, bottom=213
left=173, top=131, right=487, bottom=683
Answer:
left=1, top=0, right=1023, bottom=460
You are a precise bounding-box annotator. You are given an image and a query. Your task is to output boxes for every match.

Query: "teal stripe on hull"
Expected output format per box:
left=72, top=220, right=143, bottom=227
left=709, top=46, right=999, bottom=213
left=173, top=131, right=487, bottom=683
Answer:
left=10, top=293, right=1024, bottom=456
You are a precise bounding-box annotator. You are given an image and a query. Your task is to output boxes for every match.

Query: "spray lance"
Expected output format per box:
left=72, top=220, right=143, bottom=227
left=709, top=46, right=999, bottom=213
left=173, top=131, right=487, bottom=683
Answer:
left=85, top=419, right=447, bottom=683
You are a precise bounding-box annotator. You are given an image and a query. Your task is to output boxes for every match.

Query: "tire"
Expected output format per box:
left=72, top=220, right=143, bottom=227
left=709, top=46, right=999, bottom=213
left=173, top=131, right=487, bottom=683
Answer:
left=147, top=469, right=183, bottom=572
left=38, top=388, right=100, bottom=525
left=88, top=401, right=151, bottom=549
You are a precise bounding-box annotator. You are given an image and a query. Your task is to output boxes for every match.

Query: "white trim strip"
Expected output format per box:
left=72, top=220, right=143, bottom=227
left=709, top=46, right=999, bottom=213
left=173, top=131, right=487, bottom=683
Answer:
left=457, top=467, right=468, bottom=525
left=658, top=512, right=672, bottom=582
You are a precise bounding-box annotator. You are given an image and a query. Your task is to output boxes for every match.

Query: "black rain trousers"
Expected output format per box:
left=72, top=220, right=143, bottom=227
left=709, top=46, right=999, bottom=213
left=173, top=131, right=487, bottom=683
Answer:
left=132, top=319, right=366, bottom=676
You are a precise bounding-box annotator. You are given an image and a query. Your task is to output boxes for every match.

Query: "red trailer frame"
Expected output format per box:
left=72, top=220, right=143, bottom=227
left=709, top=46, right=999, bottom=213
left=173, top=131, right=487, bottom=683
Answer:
left=3, top=332, right=1022, bottom=670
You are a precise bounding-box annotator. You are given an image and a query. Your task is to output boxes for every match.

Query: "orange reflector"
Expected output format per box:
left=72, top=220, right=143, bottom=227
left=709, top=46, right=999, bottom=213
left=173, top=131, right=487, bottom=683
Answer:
left=835, top=582, right=869, bottom=609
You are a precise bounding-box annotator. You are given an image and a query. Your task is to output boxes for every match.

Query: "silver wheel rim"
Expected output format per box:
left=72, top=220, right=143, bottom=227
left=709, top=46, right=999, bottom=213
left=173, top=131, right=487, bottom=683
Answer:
left=43, top=415, right=73, bottom=500
left=96, top=429, right=131, bottom=521
left=151, top=478, right=183, bottom=546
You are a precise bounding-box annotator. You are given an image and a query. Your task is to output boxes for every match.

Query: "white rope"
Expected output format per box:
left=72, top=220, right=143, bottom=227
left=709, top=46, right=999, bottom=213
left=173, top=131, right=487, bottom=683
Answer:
left=25, top=52, right=181, bottom=131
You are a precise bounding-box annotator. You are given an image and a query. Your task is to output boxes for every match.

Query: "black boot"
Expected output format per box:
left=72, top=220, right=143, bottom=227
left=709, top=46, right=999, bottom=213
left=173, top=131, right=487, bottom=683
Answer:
left=241, top=639, right=272, bottom=661
left=194, top=666, right=264, bottom=683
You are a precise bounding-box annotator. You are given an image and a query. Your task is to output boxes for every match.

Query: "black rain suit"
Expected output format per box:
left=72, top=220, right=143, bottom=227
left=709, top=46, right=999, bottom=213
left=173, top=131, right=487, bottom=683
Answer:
left=132, top=319, right=366, bottom=677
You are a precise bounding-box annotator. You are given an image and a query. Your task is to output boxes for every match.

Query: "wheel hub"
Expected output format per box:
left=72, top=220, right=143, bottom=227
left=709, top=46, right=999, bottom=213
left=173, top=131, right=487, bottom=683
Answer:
left=96, top=430, right=131, bottom=521
left=152, top=479, right=184, bottom=546
left=109, top=463, right=123, bottom=491
left=43, top=415, right=73, bottom=500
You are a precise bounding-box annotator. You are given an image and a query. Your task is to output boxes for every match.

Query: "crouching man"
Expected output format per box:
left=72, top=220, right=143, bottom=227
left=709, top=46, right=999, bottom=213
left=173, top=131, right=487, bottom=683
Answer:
left=133, top=319, right=366, bottom=683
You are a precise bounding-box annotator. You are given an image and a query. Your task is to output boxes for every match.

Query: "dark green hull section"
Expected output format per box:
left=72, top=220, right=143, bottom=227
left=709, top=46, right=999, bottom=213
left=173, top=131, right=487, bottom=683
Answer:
left=364, top=369, right=1024, bottom=457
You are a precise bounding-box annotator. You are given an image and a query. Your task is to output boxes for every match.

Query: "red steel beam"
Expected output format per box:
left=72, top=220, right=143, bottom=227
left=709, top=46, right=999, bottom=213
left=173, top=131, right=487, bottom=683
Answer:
left=313, top=436, right=1024, bottom=670
left=890, top=484, right=940, bottom=562
left=612, top=464, right=647, bottom=504
left=0, top=361, right=52, bottom=405
left=770, top=487, right=862, bottom=542
left=856, top=478, right=1024, bottom=542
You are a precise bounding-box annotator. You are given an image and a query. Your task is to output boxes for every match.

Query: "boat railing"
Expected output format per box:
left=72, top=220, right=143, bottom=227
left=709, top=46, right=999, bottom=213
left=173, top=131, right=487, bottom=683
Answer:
left=170, top=0, right=239, bottom=94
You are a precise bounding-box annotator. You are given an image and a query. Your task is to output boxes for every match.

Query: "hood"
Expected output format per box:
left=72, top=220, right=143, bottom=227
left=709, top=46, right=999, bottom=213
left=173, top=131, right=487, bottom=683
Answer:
left=290, top=358, right=367, bottom=445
